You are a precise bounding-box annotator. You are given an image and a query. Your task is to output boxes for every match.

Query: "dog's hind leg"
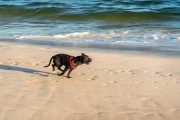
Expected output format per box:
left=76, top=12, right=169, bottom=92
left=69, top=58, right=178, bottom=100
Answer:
left=58, top=65, right=63, bottom=71
left=58, top=67, right=69, bottom=76
left=52, top=64, right=55, bottom=71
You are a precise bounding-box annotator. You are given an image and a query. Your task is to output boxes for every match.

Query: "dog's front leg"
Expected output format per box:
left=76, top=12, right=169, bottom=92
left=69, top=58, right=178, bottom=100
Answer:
left=67, top=69, right=73, bottom=78
left=58, top=67, right=69, bottom=76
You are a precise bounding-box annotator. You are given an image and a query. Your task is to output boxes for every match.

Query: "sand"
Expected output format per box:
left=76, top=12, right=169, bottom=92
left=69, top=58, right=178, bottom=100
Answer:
left=0, top=42, right=180, bottom=120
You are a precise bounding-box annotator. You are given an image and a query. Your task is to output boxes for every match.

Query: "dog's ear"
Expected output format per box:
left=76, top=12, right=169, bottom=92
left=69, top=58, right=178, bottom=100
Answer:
left=81, top=53, right=85, bottom=56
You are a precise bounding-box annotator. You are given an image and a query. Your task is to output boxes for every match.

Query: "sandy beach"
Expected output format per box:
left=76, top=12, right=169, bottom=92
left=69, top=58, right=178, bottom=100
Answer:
left=0, top=42, right=180, bottom=120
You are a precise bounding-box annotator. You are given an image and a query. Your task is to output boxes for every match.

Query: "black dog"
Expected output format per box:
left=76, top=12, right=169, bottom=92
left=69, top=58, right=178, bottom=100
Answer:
left=44, top=53, right=92, bottom=78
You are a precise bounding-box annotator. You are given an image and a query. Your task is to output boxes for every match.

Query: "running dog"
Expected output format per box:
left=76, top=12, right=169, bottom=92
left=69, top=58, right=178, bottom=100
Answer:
left=44, top=53, right=92, bottom=78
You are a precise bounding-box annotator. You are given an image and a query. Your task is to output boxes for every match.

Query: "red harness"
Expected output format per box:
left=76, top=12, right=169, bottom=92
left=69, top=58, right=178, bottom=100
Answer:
left=69, top=56, right=76, bottom=69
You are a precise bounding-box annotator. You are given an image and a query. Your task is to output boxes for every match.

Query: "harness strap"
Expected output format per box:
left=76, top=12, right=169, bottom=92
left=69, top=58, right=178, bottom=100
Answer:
left=69, top=56, right=76, bottom=69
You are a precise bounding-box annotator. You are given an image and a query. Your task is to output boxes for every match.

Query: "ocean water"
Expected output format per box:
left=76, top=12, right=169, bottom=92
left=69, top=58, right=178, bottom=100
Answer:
left=0, top=0, right=180, bottom=55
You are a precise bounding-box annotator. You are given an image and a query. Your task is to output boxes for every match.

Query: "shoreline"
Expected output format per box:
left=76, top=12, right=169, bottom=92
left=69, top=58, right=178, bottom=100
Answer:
left=0, top=42, right=180, bottom=120
left=1, top=40, right=180, bottom=57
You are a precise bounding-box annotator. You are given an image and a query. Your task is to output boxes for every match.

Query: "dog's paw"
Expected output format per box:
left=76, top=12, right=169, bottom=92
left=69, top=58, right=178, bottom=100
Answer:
left=57, top=73, right=63, bottom=76
left=67, top=76, right=72, bottom=78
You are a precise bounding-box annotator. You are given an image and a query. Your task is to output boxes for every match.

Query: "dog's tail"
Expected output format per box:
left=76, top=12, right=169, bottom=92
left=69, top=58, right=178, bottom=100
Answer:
left=44, top=56, right=53, bottom=67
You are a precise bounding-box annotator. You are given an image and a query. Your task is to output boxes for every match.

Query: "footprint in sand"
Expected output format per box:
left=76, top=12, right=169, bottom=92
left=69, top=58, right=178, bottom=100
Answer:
left=154, top=72, right=160, bottom=75
left=109, top=69, right=135, bottom=75
left=87, top=75, right=98, bottom=80
left=110, top=71, right=120, bottom=75
left=137, top=96, right=162, bottom=110
left=66, top=113, right=91, bottom=120
left=169, top=108, right=180, bottom=116
left=23, top=78, right=32, bottom=82
left=166, top=73, right=173, bottom=77
left=0, top=76, right=5, bottom=79
left=103, top=69, right=113, bottom=72
left=23, top=76, right=42, bottom=82
left=150, top=80, right=157, bottom=84
left=41, top=61, right=47, bottom=64
left=90, top=68, right=98, bottom=71
left=128, top=70, right=140, bottom=75
left=102, top=81, right=118, bottom=86
left=127, top=85, right=136, bottom=88
left=102, top=82, right=109, bottom=86
left=174, top=81, right=179, bottom=84
left=154, top=72, right=173, bottom=77
left=104, top=69, right=127, bottom=76
left=11, top=60, right=20, bottom=65
left=32, top=62, right=41, bottom=66
left=48, top=76, right=59, bottom=82
left=77, top=73, right=85, bottom=76
left=116, top=70, right=125, bottom=73
left=104, top=69, right=117, bottom=75
left=109, top=80, right=118, bottom=84
left=74, top=81, right=83, bottom=85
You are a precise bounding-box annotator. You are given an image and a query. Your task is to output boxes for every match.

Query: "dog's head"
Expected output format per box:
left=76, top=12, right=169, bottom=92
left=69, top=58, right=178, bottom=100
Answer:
left=81, top=53, right=92, bottom=65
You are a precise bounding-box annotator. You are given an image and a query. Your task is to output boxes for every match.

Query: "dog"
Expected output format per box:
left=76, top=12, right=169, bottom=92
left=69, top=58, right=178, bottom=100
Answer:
left=44, top=53, right=92, bottom=78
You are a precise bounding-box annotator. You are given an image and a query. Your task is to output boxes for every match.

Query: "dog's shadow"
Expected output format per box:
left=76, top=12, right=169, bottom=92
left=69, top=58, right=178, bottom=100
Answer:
left=0, top=64, right=55, bottom=76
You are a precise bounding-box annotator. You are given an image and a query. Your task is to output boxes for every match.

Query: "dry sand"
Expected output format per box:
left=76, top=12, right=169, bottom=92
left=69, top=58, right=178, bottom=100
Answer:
left=0, top=42, right=180, bottom=120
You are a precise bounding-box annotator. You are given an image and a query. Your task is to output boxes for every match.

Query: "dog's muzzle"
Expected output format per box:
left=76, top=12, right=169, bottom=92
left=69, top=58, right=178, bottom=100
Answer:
left=85, top=58, right=92, bottom=65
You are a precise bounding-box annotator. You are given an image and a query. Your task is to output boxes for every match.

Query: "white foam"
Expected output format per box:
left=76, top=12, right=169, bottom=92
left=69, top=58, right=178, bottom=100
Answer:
left=177, top=37, right=180, bottom=40
left=17, top=35, right=51, bottom=40
left=53, top=32, right=94, bottom=38
left=15, top=31, right=131, bottom=40
left=112, top=40, right=141, bottom=44
left=16, top=32, right=95, bottom=40
left=143, top=41, right=152, bottom=44
left=152, top=35, right=159, bottom=40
